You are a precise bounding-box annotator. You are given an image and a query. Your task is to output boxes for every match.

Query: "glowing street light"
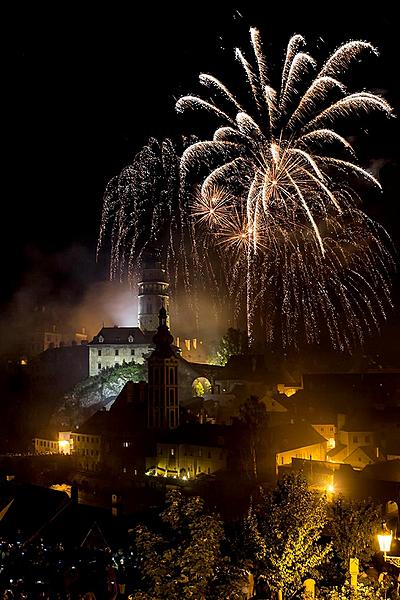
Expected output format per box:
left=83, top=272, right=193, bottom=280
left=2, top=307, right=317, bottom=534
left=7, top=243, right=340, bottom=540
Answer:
left=377, top=522, right=400, bottom=567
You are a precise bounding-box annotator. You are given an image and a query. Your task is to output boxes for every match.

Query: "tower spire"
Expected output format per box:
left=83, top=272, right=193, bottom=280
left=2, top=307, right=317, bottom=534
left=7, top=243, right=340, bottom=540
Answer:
left=147, top=308, right=179, bottom=429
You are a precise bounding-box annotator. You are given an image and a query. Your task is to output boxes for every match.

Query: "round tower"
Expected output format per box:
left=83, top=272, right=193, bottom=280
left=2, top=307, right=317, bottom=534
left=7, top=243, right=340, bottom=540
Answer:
left=138, top=258, right=170, bottom=332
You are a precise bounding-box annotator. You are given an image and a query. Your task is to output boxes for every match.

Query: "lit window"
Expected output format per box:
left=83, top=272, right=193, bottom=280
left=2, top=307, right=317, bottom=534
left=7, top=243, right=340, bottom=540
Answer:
left=170, top=448, right=175, bottom=456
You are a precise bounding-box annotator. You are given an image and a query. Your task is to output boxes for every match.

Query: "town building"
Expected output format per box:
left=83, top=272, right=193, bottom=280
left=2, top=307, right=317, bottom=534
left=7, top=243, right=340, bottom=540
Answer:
left=69, top=309, right=230, bottom=480
left=146, top=424, right=229, bottom=478
left=270, top=422, right=328, bottom=471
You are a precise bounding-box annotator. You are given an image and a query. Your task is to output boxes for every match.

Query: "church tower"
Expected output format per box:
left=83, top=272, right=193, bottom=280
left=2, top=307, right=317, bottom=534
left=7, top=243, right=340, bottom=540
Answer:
left=138, top=257, right=169, bottom=333
left=147, top=307, right=179, bottom=429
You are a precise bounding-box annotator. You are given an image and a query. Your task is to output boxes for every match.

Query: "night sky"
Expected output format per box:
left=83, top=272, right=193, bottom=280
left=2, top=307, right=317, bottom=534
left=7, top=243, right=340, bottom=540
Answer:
left=3, top=3, right=399, bottom=355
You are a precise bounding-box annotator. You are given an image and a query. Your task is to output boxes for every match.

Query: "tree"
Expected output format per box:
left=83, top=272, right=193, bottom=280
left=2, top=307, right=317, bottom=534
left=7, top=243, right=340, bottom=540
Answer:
left=328, top=496, right=381, bottom=579
left=65, top=361, right=147, bottom=408
left=238, top=396, right=269, bottom=480
left=131, top=490, right=245, bottom=599
left=212, top=328, right=248, bottom=366
left=245, top=473, right=331, bottom=599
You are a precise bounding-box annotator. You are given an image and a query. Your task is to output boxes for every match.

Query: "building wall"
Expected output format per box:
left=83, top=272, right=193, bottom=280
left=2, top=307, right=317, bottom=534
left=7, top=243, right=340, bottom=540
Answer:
left=147, top=442, right=227, bottom=478
left=71, top=432, right=101, bottom=471
left=89, top=343, right=151, bottom=376
left=337, top=430, right=374, bottom=454
left=34, top=438, right=59, bottom=455
left=312, top=424, right=336, bottom=449
left=344, top=446, right=377, bottom=470
left=276, top=442, right=327, bottom=467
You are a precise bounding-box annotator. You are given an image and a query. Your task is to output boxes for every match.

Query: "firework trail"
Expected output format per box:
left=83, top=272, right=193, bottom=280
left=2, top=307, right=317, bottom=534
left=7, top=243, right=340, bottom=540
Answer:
left=176, top=31, right=395, bottom=350
left=97, top=137, right=227, bottom=332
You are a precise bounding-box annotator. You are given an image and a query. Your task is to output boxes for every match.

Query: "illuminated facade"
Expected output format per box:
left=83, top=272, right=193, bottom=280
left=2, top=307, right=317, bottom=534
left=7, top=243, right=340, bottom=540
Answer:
left=70, top=431, right=101, bottom=472
left=88, top=326, right=153, bottom=376
left=88, top=259, right=170, bottom=377
left=34, top=437, right=59, bottom=455
left=311, top=422, right=336, bottom=450
left=271, top=422, right=328, bottom=471
left=147, top=439, right=227, bottom=478
left=138, top=259, right=169, bottom=332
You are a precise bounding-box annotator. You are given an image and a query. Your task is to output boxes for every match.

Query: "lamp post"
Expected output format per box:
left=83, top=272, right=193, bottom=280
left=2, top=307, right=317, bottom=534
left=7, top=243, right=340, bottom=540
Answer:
left=377, top=522, right=400, bottom=567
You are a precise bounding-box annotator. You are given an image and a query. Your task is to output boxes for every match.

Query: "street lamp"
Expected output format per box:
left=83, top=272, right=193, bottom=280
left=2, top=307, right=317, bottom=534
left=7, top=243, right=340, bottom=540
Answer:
left=377, top=522, right=400, bottom=567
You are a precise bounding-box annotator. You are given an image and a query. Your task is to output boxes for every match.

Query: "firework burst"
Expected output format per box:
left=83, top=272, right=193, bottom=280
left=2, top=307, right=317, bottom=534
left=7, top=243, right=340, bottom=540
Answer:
left=97, top=137, right=229, bottom=331
left=176, top=30, right=395, bottom=349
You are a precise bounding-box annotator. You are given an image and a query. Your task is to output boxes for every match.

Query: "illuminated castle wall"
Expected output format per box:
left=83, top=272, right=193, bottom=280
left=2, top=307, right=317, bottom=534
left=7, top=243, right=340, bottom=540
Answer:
left=88, top=259, right=170, bottom=377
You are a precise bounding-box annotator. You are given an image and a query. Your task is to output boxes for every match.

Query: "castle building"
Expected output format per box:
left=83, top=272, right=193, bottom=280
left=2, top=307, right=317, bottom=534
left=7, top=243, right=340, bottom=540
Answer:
left=88, top=259, right=170, bottom=377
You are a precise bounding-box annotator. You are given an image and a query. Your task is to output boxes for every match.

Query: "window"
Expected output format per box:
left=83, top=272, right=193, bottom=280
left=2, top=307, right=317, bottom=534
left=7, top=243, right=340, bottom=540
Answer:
left=207, top=451, right=211, bottom=459
left=208, top=467, right=211, bottom=474
left=98, top=363, right=101, bottom=370
left=198, top=448, right=202, bottom=457
left=170, top=448, right=175, bottom=456
left=365, top=435, right=370, bottom=443
left=353, top=436, right=358, bottom=443
left=115, top=349, right=119, bottom=356
left=77, top=436, right=80, bottom=442
left=98, top=335, right=104, bottom=343
left=123, top=441, right=131, bottom=448
left=131, top=349, right=135, bottom=356
left=128, top=335, right=134, bottom=343
left=198, top=465, right=201, bottom=473
left=98, top=349, right=102, bottom=356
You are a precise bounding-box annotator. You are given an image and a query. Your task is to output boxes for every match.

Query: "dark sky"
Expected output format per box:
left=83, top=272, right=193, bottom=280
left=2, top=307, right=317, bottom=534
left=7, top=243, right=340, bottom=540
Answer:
left=2, top=2, right=399, bottom=343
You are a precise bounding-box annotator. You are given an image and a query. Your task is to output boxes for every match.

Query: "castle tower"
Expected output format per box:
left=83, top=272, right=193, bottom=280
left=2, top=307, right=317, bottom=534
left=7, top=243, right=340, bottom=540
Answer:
left=147, top=307, right=179, bottom=429
left=138, top=258, right=169, bottom=333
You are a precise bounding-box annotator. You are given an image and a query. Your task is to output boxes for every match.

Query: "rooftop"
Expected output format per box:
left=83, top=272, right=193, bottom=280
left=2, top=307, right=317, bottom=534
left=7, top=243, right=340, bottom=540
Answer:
left=89, top=326, right=154, bottom=345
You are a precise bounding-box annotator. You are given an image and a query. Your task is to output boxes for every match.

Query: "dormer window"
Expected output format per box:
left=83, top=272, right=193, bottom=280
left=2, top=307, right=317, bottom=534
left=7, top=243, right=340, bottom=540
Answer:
left=98, top=335, right=104, bottom=343
left=128, top=335, right=134, bottom=343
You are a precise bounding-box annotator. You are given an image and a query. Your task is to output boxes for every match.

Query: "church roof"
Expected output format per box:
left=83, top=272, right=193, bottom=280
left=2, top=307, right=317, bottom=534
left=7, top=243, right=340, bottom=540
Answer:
left=89, top=326, right=154, bottom=345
